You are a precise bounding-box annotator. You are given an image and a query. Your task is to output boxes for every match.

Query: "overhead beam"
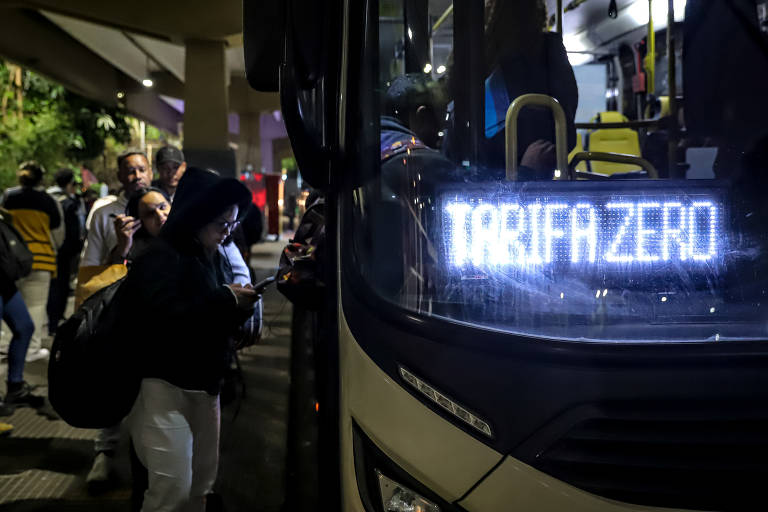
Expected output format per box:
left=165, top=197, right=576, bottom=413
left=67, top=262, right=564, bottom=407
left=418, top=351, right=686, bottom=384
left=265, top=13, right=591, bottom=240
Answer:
left=0, top=0, right=242, bottom=42
left=0, top=8, right=181, bottom=133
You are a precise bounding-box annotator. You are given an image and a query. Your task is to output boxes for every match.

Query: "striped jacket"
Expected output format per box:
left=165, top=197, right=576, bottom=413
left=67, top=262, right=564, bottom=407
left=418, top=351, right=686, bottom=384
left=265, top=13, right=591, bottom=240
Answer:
left=2, top=186, right=62, bottom=274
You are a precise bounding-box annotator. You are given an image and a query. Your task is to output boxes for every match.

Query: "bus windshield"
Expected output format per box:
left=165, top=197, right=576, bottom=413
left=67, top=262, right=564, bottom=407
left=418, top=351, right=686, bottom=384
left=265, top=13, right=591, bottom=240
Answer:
left=348, top=0, right=768, bottom=343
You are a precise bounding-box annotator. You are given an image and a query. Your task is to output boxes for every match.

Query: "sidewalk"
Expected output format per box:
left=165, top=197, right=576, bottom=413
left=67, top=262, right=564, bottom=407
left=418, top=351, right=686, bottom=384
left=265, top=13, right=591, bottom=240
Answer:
left=0, top=241, right=289, bottom=511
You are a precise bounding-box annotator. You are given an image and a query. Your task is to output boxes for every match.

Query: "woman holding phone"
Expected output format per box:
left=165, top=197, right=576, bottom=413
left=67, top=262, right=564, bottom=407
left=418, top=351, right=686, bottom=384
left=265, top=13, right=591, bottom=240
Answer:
left=121, top=167, right=258, bottom=512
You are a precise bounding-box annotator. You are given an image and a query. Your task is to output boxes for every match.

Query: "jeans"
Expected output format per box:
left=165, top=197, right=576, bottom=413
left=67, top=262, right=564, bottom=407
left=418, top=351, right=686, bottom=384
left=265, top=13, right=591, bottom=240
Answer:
left=17, top=270, right=51, bottom=352
left=1, top=291, right=34, bottom=384
left=129, top=378, right=220, bottom=512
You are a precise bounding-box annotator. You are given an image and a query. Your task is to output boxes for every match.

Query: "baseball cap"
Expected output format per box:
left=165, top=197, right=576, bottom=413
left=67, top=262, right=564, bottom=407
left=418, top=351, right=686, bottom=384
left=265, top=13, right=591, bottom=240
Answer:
left=155, top=146, right=185, bottom=166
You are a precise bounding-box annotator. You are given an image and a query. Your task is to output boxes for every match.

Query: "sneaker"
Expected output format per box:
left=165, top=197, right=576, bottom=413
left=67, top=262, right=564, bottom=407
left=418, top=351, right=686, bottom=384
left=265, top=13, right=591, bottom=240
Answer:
left=25, top=348, right=50, bottom=363
left=5, top=382, right=45, bottom=409
left=86, top=452, right=116, bottom=493
left=0, top=422, right=12, bottom=437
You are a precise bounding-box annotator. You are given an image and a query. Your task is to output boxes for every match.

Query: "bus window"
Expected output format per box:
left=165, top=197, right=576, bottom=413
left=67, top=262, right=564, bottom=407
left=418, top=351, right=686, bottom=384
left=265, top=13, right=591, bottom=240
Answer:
left=347, top=0, right=768, bottom=343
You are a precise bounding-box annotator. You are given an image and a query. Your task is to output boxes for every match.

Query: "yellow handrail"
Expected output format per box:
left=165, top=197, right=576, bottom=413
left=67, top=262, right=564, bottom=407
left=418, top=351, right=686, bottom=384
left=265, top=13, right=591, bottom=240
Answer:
left=569, top=151, right=659, bottom=179
left=505, top=94, right=569, bottom=181
left=432, top=4, right=453, bottom=33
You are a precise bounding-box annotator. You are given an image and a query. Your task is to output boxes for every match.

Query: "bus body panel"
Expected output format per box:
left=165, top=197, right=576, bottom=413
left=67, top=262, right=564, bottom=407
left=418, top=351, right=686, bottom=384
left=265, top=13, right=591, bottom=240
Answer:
left=338, top=308, right=502, bottom=509
left=458, top=457, right=700, bottom=512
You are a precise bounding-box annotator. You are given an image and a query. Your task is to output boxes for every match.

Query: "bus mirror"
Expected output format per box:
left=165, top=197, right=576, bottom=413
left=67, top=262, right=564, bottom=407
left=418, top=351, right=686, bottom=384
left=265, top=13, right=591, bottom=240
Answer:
left=243, top=0, right=283, bottom=92
left=244, top=0, right=337, bottom=187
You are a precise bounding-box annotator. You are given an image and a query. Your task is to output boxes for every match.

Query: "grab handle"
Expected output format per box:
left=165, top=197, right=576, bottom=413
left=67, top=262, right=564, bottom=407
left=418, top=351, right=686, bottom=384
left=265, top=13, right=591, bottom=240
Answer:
left=505, top=94, right=569, bottom=181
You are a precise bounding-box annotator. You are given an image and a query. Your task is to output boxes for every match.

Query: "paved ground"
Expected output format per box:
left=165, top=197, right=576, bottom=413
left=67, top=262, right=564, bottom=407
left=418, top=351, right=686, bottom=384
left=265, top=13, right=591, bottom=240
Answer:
left=0, top=241, right=291, bottom=512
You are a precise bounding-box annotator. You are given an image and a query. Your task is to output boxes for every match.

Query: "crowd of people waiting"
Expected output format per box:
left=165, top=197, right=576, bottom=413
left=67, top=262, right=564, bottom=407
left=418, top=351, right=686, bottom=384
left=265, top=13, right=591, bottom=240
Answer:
left=0, top=145, right=264, bottom=511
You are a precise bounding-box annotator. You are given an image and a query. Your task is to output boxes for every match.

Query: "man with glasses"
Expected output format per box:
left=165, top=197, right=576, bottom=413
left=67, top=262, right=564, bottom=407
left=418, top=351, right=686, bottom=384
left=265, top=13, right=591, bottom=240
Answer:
left=152, top=146, right=187, bottom=203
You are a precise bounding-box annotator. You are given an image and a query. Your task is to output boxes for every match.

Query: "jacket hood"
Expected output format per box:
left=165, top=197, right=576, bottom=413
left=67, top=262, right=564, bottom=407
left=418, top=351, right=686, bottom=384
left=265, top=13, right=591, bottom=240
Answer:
left=161, top=167, right=251, bottom=246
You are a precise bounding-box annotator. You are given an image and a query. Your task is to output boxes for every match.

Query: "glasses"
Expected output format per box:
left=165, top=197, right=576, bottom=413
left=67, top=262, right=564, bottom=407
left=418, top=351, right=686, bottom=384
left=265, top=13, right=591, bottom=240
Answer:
left=214, top=218, right=240, bottom=233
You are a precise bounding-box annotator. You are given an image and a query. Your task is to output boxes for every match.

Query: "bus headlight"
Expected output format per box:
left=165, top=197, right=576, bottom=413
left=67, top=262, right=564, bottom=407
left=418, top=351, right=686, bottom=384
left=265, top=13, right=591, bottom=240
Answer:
left=376, top=470, right=440, bottom=512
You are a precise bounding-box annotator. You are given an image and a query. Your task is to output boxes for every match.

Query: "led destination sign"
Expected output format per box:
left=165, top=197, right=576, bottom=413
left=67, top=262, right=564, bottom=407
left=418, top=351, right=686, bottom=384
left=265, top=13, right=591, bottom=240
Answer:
left=443, top=196, right=721, bottom=268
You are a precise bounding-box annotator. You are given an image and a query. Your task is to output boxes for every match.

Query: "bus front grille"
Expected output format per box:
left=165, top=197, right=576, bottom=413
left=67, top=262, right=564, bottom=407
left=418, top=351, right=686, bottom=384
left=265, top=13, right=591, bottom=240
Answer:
left=534, top=416, right=768, bottom=510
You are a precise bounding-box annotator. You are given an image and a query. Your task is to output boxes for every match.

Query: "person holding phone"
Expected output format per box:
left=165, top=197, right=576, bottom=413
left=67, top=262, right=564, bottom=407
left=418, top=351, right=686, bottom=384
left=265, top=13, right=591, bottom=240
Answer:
left=121, top=167, right=258, bottom=512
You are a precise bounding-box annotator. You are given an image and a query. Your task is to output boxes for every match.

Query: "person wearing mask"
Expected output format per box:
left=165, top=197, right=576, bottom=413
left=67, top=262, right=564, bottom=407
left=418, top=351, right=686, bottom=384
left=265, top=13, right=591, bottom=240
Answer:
left=81, top=149, right=152, bottom=267
left=46, top=169, right=85, bottom=336
left=124, top=167, right=258, bottom=511
left=151, top=146, right=186, bottom=203
left=81, top=149, right=152, bottom=490
left=1, top=162, right=62, bottom=364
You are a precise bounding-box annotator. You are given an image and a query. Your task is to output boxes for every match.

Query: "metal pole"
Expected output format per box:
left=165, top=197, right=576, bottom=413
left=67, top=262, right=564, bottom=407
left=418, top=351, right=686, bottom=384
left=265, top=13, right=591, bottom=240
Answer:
left=557, top=0, right=563, bottom=33
left=667, top=0, right=678, bottom=178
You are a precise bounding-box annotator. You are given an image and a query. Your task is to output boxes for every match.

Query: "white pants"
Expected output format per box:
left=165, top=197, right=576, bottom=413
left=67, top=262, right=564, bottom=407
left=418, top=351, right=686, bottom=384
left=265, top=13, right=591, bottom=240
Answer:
left=129, top=378, right=220, bottom=512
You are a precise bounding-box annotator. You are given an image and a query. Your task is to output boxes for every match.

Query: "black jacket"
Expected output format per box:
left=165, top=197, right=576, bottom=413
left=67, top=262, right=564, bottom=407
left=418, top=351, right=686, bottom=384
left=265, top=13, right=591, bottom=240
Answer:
left=121, top=237, right=251, bottom=395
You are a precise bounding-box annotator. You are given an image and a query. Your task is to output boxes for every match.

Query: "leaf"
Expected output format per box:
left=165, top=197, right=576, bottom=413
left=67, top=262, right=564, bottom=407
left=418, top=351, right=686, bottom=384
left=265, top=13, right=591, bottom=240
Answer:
left=96, top=113, right=116, bottom=131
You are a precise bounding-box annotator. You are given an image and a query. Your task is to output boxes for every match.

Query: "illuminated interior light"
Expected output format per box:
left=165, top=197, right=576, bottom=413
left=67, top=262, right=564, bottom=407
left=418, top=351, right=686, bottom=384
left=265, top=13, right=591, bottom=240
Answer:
left=423, top=63, right=433, bottom=74
left=605, top=202, right=635, bottom=262
left=602, top=289, right=608, bottom=297
left=399, top=367, right=493, bottom=438
left=142, top=78, right=154, bottom=88
left=408, top=27, right=413, bottom=40
left=595, top=290, right=601, bottom=299
left=116, top=91, right=125, bottom=99
left=560, top=292, right=565, bottom=299
left=627, top=0, right=686, bottom=27
left=544, top=203, right=567, bottom=262
left=715, top=333, right=720, bottom=341
left=438, top=131, right=444, bottom=137
left=554, top=169, right=561, bottom=178
left=710, top=307, right=716, bottom=314
left=571, top=203, right=597, bottom=263
left=636, top=202, right=661, bottom=261
left=661, top=296, right=667, bottom=302
left=436, top=65, right=446, bottom=74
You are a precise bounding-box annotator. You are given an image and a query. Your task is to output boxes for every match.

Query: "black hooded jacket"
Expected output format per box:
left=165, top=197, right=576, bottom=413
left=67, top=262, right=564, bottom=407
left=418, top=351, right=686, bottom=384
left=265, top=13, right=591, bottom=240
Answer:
left=120, top=168, right=252, bottom=395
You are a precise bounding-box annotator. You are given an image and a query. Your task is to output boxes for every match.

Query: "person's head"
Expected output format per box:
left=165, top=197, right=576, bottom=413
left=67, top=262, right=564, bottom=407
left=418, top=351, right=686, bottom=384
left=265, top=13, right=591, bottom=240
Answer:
left=126, top=187, right=171, bottom=238
left=155, top=146, right=187, bottom=194
left=161, top=167, right=251, bottom=254
left=54, top=168, right=77, bottom=195
left=18, top=162, right=44, bottom=188
left=117, top=149, right=151, bottom=195
left=385, top=74, right=441, bottom=147
left=196, top=204, right=240, bottom=252
left=484, top=0, right=547, bottom=72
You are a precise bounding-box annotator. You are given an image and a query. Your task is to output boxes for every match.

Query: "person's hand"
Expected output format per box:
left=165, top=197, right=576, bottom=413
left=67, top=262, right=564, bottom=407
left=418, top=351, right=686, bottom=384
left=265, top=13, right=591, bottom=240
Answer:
left=521, top=139, right=556, bottom=173
left=227, top=283, right=260, bottom=309
left=113, top=214, right=141, bottom=258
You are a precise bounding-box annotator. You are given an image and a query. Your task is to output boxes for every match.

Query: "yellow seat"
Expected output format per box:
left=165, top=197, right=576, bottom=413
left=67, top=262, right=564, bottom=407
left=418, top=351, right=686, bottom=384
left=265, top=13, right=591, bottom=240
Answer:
left=581, top=112, right=643, bottom=175
left=568, top=132, right=588, bottom=173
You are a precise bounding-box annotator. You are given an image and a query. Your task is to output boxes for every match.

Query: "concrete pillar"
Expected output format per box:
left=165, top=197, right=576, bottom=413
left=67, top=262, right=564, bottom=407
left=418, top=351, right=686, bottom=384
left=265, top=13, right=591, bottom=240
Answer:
left=183, top=39, right=236, bottom=177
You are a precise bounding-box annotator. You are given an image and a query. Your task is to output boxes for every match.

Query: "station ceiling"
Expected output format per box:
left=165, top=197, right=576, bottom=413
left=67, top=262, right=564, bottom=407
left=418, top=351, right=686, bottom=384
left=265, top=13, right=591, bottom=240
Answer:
left=0, top=0, right=278, bottom=133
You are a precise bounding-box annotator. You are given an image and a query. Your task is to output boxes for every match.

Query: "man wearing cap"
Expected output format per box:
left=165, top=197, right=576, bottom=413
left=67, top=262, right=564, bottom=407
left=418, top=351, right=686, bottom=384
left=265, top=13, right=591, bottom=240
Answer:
left=152, top=146, right=186, bottom=203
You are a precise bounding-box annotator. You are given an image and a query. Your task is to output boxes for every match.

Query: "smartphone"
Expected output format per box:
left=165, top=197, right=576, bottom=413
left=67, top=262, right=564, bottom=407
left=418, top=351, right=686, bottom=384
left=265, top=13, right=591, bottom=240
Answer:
left=252, top=275, right=276, bottom=292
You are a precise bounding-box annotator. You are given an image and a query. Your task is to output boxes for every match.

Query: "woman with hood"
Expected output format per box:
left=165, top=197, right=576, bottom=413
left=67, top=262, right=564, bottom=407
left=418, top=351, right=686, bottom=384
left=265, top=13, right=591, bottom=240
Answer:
left=123, top=167, right=259, bottom=512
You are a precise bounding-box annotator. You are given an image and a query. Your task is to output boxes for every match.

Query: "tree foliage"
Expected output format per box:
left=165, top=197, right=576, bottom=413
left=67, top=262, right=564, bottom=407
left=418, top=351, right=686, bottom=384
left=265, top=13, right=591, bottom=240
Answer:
left=0, top=60, right=131, bottom=190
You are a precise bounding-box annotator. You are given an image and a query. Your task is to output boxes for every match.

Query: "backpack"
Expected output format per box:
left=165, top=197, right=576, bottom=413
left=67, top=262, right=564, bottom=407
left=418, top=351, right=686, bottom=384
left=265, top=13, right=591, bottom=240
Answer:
left=48, top=277, right=140, bottom=428
left=276, top=197, right=326, bottom=311
left=0, top=209, right=33, bottom=282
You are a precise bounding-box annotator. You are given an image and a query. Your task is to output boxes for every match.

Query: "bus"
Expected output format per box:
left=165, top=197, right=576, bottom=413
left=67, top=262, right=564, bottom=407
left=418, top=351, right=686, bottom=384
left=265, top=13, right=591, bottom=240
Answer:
left=245, top=0, right=768, bottom=510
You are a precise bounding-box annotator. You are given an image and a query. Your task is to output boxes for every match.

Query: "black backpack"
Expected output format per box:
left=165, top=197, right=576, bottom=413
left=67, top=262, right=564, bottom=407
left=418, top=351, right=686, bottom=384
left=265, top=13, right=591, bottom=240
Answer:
left=48, top=277, right=140, bottom=428
left=0, top=209, right=33, bottom=282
